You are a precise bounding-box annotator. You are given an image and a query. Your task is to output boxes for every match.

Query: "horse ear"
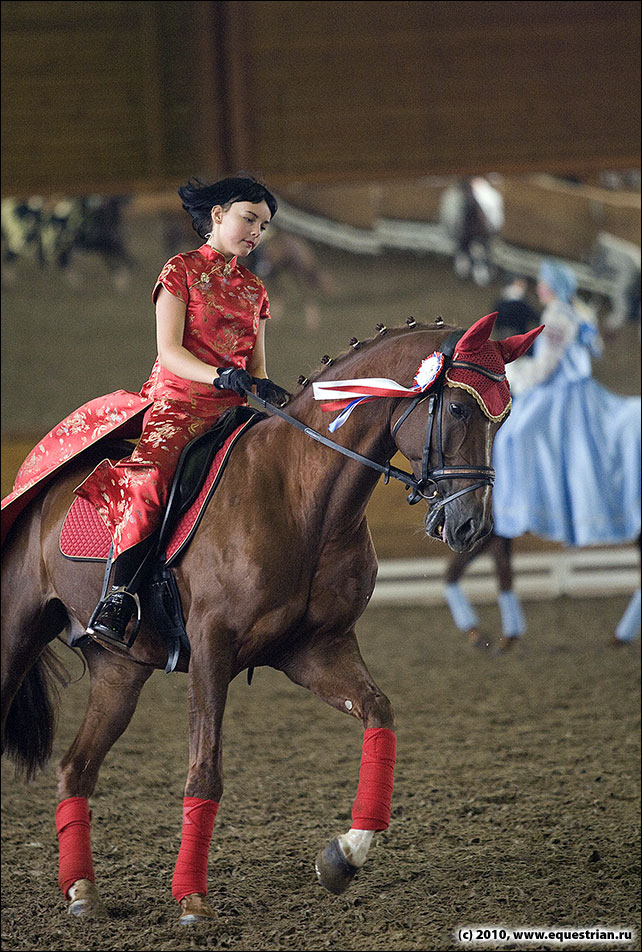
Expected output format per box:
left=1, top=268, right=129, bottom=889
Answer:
left=498, top=324, right=545, bottom=363
left=455, top=312, right=498, bottom=352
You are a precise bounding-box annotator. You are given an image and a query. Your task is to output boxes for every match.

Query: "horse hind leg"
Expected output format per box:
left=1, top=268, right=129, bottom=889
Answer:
left=279, top=631, right=396, bottom=895
left=55, top=641, right=153, bottom=918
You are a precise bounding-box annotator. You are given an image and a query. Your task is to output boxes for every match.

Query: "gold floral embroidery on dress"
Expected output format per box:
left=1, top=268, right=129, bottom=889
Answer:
left=191, top=267, right=221, bottom=292
left=192, top=256, right=238, bottom=287
left=212, top=321, right=250, bottom=357
left=157, top=260, right=181, bottom=282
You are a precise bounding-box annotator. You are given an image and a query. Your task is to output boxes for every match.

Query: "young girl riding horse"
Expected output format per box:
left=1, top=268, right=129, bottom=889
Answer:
left=1, top=175, right=289, bottom=647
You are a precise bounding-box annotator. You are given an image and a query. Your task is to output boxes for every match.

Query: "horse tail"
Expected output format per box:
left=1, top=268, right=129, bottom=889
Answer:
left=3, top=646, right=71, bottom=781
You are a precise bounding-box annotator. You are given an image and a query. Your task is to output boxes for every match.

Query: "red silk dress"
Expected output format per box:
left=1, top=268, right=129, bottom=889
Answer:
left=1, top=244, right=270, bottom=554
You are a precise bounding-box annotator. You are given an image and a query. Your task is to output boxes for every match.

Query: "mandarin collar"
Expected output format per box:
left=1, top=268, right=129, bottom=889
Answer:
left=200, top=243, right=238, bottom=273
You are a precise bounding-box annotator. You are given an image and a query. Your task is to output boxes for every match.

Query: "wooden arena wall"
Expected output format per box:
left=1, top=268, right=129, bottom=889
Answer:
left=1, top=1, right=640, bottom=197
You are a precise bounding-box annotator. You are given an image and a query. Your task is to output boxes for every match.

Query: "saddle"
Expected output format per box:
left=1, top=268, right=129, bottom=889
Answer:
left=60, top=404, right=265, bottom=670
left=157, top=404, right=263, bottom=559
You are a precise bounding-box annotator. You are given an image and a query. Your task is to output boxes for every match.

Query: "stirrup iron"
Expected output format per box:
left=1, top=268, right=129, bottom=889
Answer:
left=87, top=587, right=142, bottom=648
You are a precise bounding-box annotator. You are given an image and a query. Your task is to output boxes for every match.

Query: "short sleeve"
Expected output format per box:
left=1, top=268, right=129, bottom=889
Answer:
left=152, top=255, right=189, bottom=305
left=259, top=288, right=271, bottom=320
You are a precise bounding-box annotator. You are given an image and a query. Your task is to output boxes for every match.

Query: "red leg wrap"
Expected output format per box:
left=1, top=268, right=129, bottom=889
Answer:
left=171, top=797, right=219, bottom=903
left=351, top=727, right=397, bottom=831
left=56, top=797, right=95, bottom=897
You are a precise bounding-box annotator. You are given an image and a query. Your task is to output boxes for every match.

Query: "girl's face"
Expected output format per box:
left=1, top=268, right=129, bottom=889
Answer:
left=210, top=200, right=271, bottom=259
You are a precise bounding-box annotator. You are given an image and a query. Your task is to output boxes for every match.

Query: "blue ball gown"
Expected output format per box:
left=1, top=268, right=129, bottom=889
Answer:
left=491, top=316, right=641, bottom=547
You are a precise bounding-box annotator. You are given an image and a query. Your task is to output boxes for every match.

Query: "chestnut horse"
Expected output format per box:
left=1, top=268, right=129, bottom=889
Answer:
left=1, top=316, right=533, bottom=924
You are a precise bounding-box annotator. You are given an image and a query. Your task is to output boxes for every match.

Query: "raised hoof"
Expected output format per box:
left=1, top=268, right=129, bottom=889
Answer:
left=315, top=837, right=359, bottom=895
left=178, top=893, right=216, bottom=926
left=67, top=879, right=107, bottom=918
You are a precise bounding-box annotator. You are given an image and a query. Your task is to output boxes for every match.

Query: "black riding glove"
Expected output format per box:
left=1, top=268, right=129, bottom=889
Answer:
left=213, top=367, right=253, bottom=396
left=253, top=377, right=291, bottom=407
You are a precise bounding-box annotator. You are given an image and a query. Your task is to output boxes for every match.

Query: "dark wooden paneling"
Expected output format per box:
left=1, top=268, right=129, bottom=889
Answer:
left=1, top=1, right=219, bottom=194
left=242, top=0, right=641, bottom=182
left=1, top=1, right=640, bottom=195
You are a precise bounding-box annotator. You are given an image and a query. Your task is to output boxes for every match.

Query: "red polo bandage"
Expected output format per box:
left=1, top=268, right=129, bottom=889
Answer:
left=56, top=796, right=95, bottom=897
left=351, top=727, right=397, bottom=831
left=171, top=797, right=219, bottom=902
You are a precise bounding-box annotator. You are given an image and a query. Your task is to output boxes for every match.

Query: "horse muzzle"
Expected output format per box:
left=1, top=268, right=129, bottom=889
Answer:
left=423, top=477, right=494, bottom=552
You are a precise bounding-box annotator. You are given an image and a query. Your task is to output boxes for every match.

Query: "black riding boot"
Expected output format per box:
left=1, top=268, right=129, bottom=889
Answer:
left=86, top=535, right=157, bottom=648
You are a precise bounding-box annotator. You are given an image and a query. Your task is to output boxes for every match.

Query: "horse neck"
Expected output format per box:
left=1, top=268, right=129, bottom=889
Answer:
left=274, top=388, right=390, bottom=535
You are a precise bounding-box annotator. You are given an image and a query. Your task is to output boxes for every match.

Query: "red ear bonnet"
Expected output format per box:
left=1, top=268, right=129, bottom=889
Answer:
left=498, top=324, right=544, bottom=363
left=445, top=313, right=545, bottom=421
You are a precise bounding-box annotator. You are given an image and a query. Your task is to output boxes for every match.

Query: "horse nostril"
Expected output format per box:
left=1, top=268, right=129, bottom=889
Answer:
left=456, top=518, right=478, bottom=546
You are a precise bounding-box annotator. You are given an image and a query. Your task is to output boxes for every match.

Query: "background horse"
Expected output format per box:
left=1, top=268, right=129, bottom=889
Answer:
left=1, top=195, right=133, bottom=292
left=1, top=317, right=531, bottom=924
left=439, top=177, right=505, bottom=288
left=445, top=531, right=641, bottom=650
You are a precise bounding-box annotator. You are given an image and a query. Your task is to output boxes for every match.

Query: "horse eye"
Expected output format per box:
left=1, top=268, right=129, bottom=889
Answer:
left=448, top=402, right=469, bottom=420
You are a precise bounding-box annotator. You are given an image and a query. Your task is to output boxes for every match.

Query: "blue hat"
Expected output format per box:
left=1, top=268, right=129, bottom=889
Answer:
left=538, top=260, right=577, bottom=303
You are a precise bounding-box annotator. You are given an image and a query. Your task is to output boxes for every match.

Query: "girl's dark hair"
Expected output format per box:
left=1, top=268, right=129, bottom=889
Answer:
left=178, top=174, right=278, bottom=239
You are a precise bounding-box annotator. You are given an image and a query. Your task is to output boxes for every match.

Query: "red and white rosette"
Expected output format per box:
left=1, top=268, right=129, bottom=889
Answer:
left=313, top=352, right=445, bottom=432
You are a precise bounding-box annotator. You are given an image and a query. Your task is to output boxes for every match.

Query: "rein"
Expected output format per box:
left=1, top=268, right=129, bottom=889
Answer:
left=240, top=331, right=496, bottom=522
left=241, top=384, right=421, bottom=495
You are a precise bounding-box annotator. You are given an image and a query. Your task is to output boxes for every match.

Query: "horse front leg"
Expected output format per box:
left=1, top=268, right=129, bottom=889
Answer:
left=55, top=642, right=154, bottom=918
left=280, top=630, right=396, bottom=895
left=444, top=532, right=492, bottom=648
left=489, top=535, right=527, bottom=651
left=172, top=636, right=232, bottom=926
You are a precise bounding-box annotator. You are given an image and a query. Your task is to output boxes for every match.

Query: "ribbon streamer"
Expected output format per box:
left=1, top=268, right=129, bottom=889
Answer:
left=312, top=353, right=445, bottom=431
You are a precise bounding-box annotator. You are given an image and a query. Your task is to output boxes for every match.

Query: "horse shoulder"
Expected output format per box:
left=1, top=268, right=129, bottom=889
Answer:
left=305, top=518, right=378, bottom=631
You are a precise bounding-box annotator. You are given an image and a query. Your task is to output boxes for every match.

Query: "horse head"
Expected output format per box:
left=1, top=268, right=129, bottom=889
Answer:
left=389, top=313, right=543, bottom=552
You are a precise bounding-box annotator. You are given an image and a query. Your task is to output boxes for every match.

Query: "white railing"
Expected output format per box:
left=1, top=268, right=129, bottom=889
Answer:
left=372, top=546, right=640, bottom=605
left=275, top=199, right=620, bottom=297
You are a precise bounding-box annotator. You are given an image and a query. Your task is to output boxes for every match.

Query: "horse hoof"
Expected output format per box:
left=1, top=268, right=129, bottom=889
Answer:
left=466, top=627, right=491, bottom=649
left=67, top=879, right=107, bottom=918
left=315, top=837, right=359, bottom=895
left=494, top=635, right=519, bottom=655
left=607, top=635, right=633, bottom=648
left=178, top=893, right=216, bottom=925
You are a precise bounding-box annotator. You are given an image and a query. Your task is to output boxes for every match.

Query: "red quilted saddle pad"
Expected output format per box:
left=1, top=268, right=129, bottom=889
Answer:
left=59, top=423, right=247, bottom=564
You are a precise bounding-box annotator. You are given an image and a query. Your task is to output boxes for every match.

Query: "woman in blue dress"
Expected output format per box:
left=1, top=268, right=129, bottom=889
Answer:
left=444, top=260, right=641, bottom=649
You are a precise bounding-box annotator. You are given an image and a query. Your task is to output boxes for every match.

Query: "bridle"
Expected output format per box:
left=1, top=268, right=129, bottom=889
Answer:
left=241, top=329, right=498, bottom=526
left=390, top=330, right=495, bottom=533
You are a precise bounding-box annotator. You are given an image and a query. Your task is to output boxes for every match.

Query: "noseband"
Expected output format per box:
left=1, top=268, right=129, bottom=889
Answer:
left=391, top=330, right=495, bottom=529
